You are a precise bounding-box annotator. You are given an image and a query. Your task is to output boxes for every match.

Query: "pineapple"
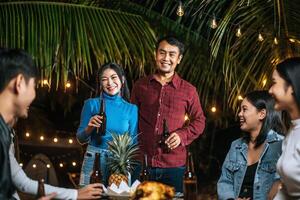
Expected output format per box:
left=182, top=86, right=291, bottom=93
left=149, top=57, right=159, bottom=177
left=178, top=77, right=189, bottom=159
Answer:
left=107, top=132, right=140, bottom=187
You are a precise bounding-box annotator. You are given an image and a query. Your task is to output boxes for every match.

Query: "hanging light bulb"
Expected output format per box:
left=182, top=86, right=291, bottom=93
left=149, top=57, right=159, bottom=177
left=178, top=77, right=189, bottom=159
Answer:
left=258, top=33, right=264, bottom=42
left=236, top=27, right=242, bottom=37
left=176, top=1, right=184, bottom=17
left=274, top=37, right=278, bottom=45
left=262, top=79, right=267, bottom=87
left=210, top=16, right=218, bottom=29
left=289, top=38, right=295, bottom=43
left=65, top=82, right=71, bottom=88
left=238, top=95, right=243, bottom=101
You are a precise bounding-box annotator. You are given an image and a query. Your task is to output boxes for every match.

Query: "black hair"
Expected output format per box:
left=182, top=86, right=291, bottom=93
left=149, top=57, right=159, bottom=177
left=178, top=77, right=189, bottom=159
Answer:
left=242, top=90, right=285, bottom=148
left=156, top=36, right=185, bottom=55
left=276, top=57, right=300, bottom=113
left=96, top=62, right=130, bottom=101
left=0, top=48, right=37, bottom=92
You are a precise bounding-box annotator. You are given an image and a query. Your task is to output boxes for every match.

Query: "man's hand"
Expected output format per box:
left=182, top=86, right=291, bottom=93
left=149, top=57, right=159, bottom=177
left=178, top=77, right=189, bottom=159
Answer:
left=77, top=183, right=103, bottom=199
left=165, top=132, right=181, bottom=150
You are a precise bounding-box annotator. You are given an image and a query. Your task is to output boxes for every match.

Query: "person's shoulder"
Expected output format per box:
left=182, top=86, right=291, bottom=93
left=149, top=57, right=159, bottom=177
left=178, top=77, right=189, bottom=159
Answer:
left=84, top=97, right=98, bottom=103
left=135, top=75, right=150, bottom=84
left=83, top=97, right=99, bottom=107
left=121, top=99, right=138, bottom=111
left=230, top=138, right=244, bottom=148
left=178, top=76, right=197, bottom=91
left=268, top=130, right=284, bottom=142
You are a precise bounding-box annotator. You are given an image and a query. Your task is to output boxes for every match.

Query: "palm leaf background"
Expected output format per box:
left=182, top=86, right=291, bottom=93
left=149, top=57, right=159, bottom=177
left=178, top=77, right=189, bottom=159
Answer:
left=1, top=0, right=300, bottom=125
left=0, top=0, right=156, bottom=89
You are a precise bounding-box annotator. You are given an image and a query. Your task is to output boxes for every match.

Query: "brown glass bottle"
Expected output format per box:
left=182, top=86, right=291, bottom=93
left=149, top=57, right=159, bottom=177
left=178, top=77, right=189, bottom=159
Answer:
left=90, top=153, right=103, bottom=184
left=183, top=152, right=198, bottom=200
left=96, top=97, right=106, bottom=135
left=36, top=179, right=45, bottom=198
left=160, top=119, right=171, bottom=153
left=139, top=154, right=150, bottom=182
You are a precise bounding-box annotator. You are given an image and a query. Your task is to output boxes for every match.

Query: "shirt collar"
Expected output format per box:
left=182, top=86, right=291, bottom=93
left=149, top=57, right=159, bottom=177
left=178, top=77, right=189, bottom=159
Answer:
left=148, top=73, right=181, bottom=89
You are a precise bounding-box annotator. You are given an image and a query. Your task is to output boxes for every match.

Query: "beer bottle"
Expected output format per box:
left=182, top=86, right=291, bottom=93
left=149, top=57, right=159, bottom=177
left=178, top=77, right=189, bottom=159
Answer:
left=160, top=119, right=171, bottom=153
left=183, top=152, right=198, bottom=200
left=139, top=154, right=150, bottom=182
left=96, top=97, right=106, bottom=135
left=36, top=179, right=45, bottom=198
left=90, top=153, right=103, bottom=184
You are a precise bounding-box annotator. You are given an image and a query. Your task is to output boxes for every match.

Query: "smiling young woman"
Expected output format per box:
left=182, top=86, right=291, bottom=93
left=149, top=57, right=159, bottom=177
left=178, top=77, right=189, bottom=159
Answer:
left=76, top=63, right=139, bottom=187
left=268, top=58, right=300, bottom=199
left=217, top=90, right=285, bottom=200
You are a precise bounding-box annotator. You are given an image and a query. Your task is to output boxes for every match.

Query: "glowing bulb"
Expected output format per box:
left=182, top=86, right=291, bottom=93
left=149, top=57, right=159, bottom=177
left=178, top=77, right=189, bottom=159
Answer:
left=236, top=27, right=242, bottom=37
left=238, top=95, right=243, bottom=101
left=25, top=132, right=30, bottom=137
left=274, top=37, right=278, bottom=45
left=40, top=136, right=44, bottom=141
left=65, top=82, right=71, bottom=88
left=211, top=106, right=217, bottom=113
left=46, top=164, right=51, bottom=168
left=72, top=162, right=76, bottom=166
left=258, top=33, right=264, bottom=42
left=289, top=38, right=295, bottom=43
left=53, top=138, right=58, bottom=143
left=19, top=163, right=23, bottom=167
left=68, top=139, right=73, bottom=144
left=59, top=163, right=64, bottom=168
left=71, top=173, right=76, bottom=178
left=210, top=18, right=218, bottom=29
left=176, top=1, right=184, bottom=17
left=262, top=79, right=267, bottom=87
left=33, top=164, right=37, bottom=168
left=42, top=79, right=48, bottom=85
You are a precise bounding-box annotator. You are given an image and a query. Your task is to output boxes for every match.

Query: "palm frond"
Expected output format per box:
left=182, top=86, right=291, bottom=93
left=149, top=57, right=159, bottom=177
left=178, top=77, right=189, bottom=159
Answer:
left=0, top=1, right=156, bottom=88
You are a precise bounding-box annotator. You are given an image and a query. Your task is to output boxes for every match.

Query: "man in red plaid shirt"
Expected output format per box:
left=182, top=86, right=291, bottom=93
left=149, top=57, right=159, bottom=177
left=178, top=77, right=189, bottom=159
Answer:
left=131, top=36, right=206, bottom=192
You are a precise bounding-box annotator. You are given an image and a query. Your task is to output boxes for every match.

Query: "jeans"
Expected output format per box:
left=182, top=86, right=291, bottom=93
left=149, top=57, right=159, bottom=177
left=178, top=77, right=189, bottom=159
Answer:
left=148, top=166, right=185, bottom=192
left=79, top=145, right=141, bottom=187
left=79, top=145, right=110, bottom=186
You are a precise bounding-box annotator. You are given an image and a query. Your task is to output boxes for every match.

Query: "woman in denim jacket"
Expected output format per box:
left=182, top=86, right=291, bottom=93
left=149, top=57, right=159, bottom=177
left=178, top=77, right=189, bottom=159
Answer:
left=218, top=91, right=285, bottom=200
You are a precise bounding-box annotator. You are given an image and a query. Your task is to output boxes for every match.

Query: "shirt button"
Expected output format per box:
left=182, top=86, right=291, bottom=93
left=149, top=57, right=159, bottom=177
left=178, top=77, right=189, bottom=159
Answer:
left=256, top=186, right=260, bottom=190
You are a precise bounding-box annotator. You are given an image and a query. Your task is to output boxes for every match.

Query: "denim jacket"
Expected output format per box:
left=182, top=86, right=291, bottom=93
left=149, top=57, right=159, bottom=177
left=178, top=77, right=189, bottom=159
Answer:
left=217, top=130, right=283, bottom=200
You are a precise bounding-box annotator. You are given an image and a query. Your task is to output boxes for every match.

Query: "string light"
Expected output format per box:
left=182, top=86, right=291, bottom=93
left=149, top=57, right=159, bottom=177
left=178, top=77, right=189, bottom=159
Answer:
left=236, top=27, right=242, bottom=37
left=176, top=1, right=184, bottom=17
left=32, top=164, right=37, bottom=168
left=262, top=79, right=267, bottom=87
left=59, top=163, right=64, bottom=168
left=210, top=16, right=218, bottom=29
left=53, top=138, right=58, bottom=143
left=25, top=132, right=30, bottom=137
left=72, top=162, right=77, bottom=166
left=289, top=38, right=295, bottom=43
left=238, top=95, right=243, bottom=101
left=258, top=33, right=264, bottom=42
left=46, top=164, right=51, bottom=168
left=68, top=139, right=73, bottom=144
left=19, top=163, right=23, bottom=167
left=274, top=37, right=278, bottom=45
left=65, top=82, right=71, bottom=88
left=40, top=136, right=44, bottom=141
left=42, top=79, right=49, bottom=85
left=211, top=106, right=217, bottom=113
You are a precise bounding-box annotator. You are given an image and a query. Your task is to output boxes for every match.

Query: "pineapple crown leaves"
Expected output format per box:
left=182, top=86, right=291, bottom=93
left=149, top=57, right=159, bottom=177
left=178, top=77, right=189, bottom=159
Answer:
left=107, top=132, right=140, bottom=175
